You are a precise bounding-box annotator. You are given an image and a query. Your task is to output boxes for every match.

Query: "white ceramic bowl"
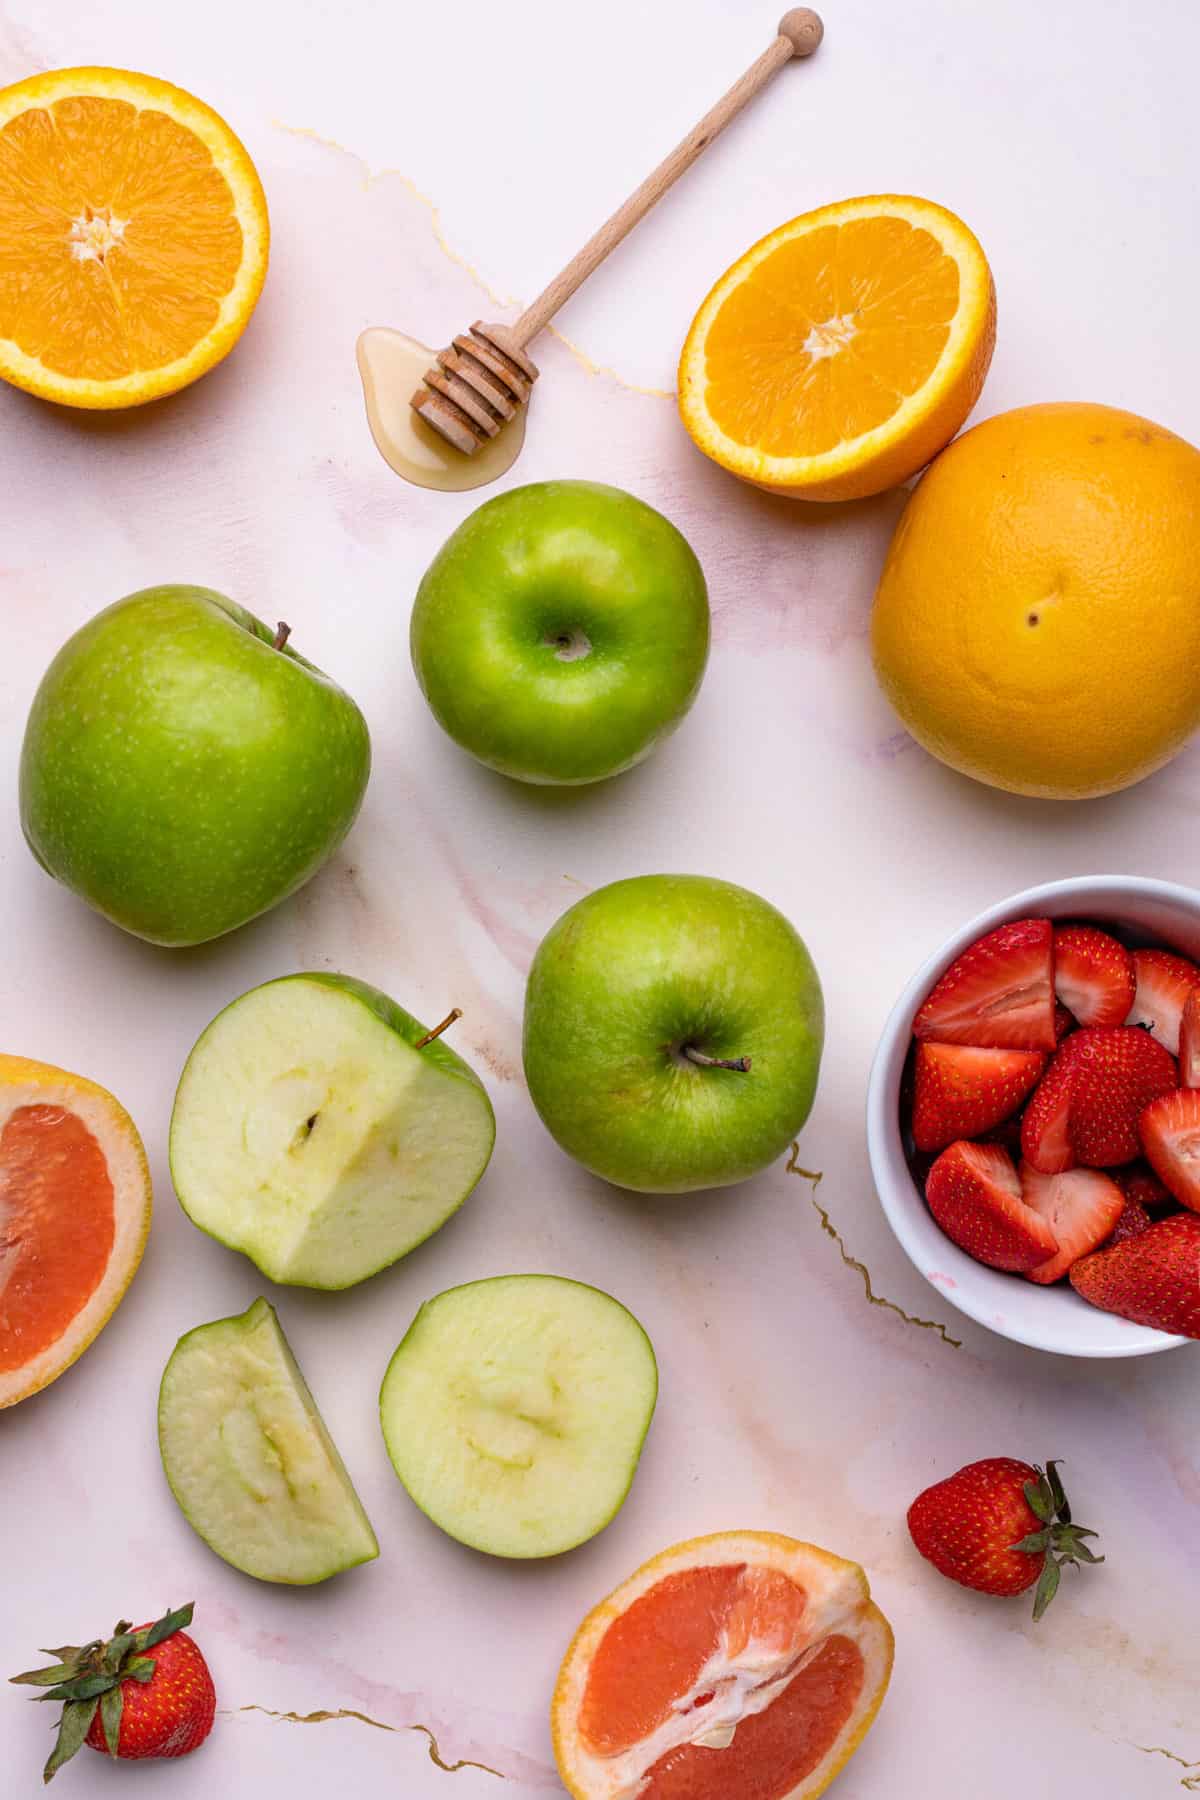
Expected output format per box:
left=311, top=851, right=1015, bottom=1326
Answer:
left=867, top=875, right=1200, bottom=1358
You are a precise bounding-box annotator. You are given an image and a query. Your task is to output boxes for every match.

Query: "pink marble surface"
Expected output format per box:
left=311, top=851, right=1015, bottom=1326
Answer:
left=1, top=2, right=1198, bottom=1795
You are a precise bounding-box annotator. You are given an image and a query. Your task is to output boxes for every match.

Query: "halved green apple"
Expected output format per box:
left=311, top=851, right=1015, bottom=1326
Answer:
left=169, top=973, right=496, bottom=1288
left=158, top=1298, right=379, bottom=1584
left=379, top=1274, right=658, bottom=1558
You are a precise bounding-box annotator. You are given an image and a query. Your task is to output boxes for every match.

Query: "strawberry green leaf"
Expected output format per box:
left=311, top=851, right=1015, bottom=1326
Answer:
left=1024, top=1478, right=1052, bottom=1523
left=43, top=1698, right=98, bottom=1783
left=1045, top=1460, right=1068, bottom=1516
left=10, top=1665, right=78, bottom=1689
left=37, top=1649, right=83, bottom=1665
left=103, top=1635, right=136, bottom=1674
left=135, top=1604, right=193, bottom=1653
left=99, top=1685, right=123, bottom=1758
left=124, top=1657, right=157, bottom=1684
left=35, top=1673, right=118, bottom=1703
left=1008, top=1531, right=1050, bottom=1555
left=1032, top=1556, right=1061, bottom=1621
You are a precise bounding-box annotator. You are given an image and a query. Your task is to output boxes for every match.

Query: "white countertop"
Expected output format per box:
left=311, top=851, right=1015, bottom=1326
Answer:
left=1, top=1, right=1197, bottom=1795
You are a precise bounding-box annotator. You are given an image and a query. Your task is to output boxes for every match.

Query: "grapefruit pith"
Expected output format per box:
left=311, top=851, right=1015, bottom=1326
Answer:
left=552, top=1531, right=893, bottom=1800
left=0, top=1054, right=151, bottom=1407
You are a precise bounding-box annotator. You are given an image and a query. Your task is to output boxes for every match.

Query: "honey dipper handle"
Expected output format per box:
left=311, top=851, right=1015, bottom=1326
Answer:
left=508, top=10, right=824, bottom=349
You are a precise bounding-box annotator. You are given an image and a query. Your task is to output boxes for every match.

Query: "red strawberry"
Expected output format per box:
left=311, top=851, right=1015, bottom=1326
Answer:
left=1053, top=924, right=1135, bottom=1028
left=1054, top=1002, right=1077, bottom=1043
left=1139, top=1088, right=1200, bottom=1212
left=1125, top=947, right=1200, bottom=1054
left=1107, top=1197, right=1153, bottom=1246
left=911, top=1043, right=1046, bottom=1153
left=1070, top=1213, right=1200, bottom=1337
left=913, top=918, right=1056, bottom=1051
left=10, top=1604, right=214, bottom=1781
left=1019, top=1163, right=1125, bottom=1283
left=1021, top=1034, right=1087, bottom=1174
left=925, top=1141, right=1058, bottom=1271
left=1115, top=1163, right=1177, bottom=1214
left=907, top=1457, right=1102, bottom=1619
left=1065, top=1027, right=1177, bottom=1166
left=1180, top=990, right=1200, bottom=1089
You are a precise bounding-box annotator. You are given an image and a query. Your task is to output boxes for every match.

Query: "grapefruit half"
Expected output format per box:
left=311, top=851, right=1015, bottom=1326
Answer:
left=552, top=1531, right=893, bottom=1800
left=0, top=1053, right=152, bottom=1407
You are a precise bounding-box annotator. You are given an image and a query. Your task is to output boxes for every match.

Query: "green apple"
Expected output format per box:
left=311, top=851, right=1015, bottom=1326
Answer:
left=19, top=585, right=371, bottom=945
left=378, top=1274, right=657, bottom=1558
left=159, top=1297, right=379, bottom=1584
left=523, top=874, right=824, bottom=1193
left=409, top=480, right=709, bottom=784
left=169, top=972, right=495, bottom=1288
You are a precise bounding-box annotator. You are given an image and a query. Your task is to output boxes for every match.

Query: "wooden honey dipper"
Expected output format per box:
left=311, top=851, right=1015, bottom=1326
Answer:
left=411, top=9, right=824, bottom=454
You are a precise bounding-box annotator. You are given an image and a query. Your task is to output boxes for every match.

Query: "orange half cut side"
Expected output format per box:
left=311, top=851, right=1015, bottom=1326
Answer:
left=678, top=194, right=995, bottom=501
left=0, top=66, right=269, bottom=407
left=552, top=1530, right=894, bottom=1800
left=0, top=1053, right=152, bottom=1406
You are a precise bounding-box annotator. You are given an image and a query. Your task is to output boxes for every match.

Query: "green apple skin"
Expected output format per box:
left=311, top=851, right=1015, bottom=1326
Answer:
left=19, top=586, right=371, bottom=946
left=523, top=874, right=824, bottom=1194
left=409, top=481, right=709, bottom=784
left=169, top=972, right=496, bottom=1289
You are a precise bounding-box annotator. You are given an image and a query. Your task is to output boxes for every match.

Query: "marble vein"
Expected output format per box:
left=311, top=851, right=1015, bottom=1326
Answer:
left=233, top=1706, right=506, bottom=1778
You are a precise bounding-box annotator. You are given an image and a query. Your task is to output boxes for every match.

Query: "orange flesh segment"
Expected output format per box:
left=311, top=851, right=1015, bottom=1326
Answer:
left=0, top=95, right=242, bottom=378
left=579, top=1564, right=809, bottom=1757
left=0, top=1105, right=115, bottom=1371
left=639, top=1634, right=866, bottom=1800
left=703, top=217, right=959, bottom=456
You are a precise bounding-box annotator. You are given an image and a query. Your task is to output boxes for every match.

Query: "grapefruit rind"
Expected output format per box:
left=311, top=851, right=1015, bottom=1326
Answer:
left=678, top=194, right=995, bottom=502
left=551, top=1530, right=894, bottom=1800
left=0, top=1052, right=152, bottom=1409
left=0, top=66, right=269, bottom=408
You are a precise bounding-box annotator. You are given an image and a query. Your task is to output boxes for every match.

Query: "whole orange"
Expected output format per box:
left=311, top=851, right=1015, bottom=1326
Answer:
left=871, top=402, right=1200, bottom=798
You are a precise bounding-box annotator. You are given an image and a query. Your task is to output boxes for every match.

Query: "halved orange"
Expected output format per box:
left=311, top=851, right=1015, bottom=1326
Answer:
left=0, top=1054, right=152, bottom=1407
left=0, top=67, right=269, bottom=407
left=552, top=1531, right=893, bottom=1800
left=679, top=195, right=995, bottom=502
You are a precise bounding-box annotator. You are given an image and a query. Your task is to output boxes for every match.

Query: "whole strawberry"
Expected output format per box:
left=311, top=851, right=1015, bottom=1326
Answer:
left=10, top=1603, right=215, bottom=1781
left=908, top=1458, right=1102, bottom=1620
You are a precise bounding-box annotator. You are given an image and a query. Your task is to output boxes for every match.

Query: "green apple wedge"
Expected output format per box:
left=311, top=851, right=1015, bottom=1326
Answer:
left=169, top=974, right=495, bottom=1288
left=159, top=1297, right=378, bottom=1584
left=379, top=1275, right=658, bottom=1558
left=410, top=480, right=710, bottom=784
left=523, top=874, right=824, bottom=1193
left=19, top=586, right=370, bottom=945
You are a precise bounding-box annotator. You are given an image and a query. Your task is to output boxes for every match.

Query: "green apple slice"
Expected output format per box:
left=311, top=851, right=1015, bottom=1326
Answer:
left=379, top=1274, right=658, bottom=1558
left=169, top=973, right=496, bottom=1288
left=158, top=1298, right=379, bottom=1584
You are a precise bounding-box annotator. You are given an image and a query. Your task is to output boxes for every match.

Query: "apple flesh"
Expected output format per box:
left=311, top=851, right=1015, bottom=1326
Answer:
left=378, top=1274, right=658, bottom=1558
left=409, top=480, right=710, bottom=784
left=169, top=974, right=495, bottom=1288
left=19, top=586, right=371, bottom=945
left=158, top=1297, right=379, bottom=1584
left=523, top=874, right=824, bottom=1193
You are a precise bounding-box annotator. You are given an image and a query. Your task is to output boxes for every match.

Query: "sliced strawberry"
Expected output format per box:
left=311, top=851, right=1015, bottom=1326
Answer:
left=1020, top=1035, right=1087, bottom=1174
left=1107, top=1197, right=1153, bottom=1246
left=1066, top=1027, right=1178, bottom=1167
left=925, top=1141, right=1059, bottom=1272
left=1019, top=1163, right=1125, bottom=1284
left=1053, top=925, right=1135, bottom=1028
left=911, top=1043, right=1047, bottom=1153
left=1070, top=1214, right=1200, bottom=1337
left=1139, top=1089, right=1200, bottom=1212
left=1180, top=990, right=1200, bottom=1089
left=914, top=919, right=1056, bottom=1052
left=1114, top=1163, right=1178, bottom=1214
left=1054, top=1003, right=1077, bottom=1043
left=1125, top=948, right=1200, bottom=1054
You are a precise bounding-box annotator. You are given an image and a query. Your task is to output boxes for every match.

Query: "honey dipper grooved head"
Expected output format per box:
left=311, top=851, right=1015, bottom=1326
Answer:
left=778, top=8, right=824, bottom=54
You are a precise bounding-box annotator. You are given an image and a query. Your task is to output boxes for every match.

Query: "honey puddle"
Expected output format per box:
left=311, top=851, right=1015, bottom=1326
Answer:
left=356, top=328, right=526, bottom=491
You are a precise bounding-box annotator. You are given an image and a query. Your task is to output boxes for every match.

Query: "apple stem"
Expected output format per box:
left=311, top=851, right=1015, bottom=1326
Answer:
left=683, top=1046, right=752, bottom=1073
left=415, top=1007, right=463, bottom=1049
left=272, top=620, right=292, bottom=651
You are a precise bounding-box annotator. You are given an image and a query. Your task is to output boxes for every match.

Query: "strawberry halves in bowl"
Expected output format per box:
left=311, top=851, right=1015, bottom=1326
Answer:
left=913, top=919, right=1056, bottom=1052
